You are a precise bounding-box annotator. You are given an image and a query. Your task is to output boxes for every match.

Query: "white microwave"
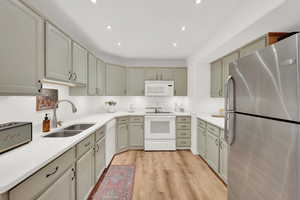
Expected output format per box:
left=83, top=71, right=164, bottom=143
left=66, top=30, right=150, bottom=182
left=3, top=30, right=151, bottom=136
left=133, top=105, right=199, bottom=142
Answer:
left=145, top=80, right=174, bottom=97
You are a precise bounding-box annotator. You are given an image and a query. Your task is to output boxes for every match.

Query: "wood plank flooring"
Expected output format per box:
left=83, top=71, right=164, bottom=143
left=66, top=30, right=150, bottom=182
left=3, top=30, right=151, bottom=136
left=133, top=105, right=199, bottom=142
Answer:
left=110, top=150, right=227, bottom=200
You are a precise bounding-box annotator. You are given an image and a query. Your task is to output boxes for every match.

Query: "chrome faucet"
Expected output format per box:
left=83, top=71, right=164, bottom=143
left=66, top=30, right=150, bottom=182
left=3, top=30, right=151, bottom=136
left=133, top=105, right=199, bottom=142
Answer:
left=52, top=99, right=77, bottom=128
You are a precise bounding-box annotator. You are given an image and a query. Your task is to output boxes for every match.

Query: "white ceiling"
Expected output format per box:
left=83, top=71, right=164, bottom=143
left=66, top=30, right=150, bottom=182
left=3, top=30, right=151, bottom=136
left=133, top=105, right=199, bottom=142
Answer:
left=25, top=0, right=243, bottom=60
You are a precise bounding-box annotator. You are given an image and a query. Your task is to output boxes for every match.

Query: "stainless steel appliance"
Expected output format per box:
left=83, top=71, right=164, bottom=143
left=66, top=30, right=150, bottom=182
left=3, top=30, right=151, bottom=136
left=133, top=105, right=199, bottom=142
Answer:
left=145, top=80, right=174, bottom=97
left=0, top=122, right=32, bottom=154
left=225, top=34, right=300, bottom=200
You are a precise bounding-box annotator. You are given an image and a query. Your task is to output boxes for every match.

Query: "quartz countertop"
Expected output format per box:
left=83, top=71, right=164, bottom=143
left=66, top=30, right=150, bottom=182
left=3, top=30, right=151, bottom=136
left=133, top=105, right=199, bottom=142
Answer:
left=196, top=113, right=225, bottom=129
left=0, top=111, right=190, bottom=193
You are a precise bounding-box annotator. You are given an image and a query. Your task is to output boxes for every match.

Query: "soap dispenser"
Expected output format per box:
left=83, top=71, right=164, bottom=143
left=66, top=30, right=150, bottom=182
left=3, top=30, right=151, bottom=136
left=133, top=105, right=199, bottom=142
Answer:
left=43, top=114, right=50, bottom=132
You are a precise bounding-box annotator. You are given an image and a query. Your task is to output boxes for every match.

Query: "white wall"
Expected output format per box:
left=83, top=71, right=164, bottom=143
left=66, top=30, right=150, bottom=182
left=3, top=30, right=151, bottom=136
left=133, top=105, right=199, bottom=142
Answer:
left=0, top=83, right=189, bottom=129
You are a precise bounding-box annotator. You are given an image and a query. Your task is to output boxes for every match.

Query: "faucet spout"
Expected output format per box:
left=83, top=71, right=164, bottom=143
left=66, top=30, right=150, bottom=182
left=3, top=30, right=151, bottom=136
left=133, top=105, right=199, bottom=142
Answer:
left=52, top=99, right=78, bottom=128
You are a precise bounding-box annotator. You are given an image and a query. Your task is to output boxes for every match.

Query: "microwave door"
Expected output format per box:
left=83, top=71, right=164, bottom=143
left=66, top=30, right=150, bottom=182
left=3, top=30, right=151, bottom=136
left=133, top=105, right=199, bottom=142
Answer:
left=146, top=84, right=166, bottom=96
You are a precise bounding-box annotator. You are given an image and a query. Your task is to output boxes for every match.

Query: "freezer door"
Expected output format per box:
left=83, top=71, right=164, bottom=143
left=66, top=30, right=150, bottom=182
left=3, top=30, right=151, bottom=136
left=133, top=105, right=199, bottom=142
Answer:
left=229, top=34, right=300, bottom=122
left=228, top=113, right=299, bottom=200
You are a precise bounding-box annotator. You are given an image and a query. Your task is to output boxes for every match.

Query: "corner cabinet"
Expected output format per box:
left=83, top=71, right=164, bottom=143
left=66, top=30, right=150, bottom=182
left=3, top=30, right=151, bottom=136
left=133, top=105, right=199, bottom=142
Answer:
left=173, top=68, right=187, bottom=96
left=45, top=22, right=72, bottom=82
left=96, top=59, right=106, bottom=96
left=116, top=123, right=129, bottom=151
left=0, top=0, right=44, bottom=95
left=106, top=64, right=127, bottom=96
left=87, top=54, right=98, bottom=96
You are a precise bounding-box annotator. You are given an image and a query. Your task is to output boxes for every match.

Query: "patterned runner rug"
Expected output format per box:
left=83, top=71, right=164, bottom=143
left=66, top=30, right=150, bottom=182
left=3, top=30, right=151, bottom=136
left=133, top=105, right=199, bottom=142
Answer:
left=92, top=165, right=135, bottom=200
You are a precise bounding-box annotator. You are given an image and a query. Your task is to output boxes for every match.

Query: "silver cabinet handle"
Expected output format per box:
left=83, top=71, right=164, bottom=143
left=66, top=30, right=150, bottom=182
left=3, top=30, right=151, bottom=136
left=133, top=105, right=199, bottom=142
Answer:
left=73, top=73, right=77, bottom=81
left=46, top=166, right=59, bottom=178
left=95, top=144, right=100, bottom=152
left=84, top=142, right=90, bottom=147
left=68, top=71, right=73, bottom=80
left=71, top=168, right=76, bottom=181
left=37, top=80, right=43, bottom=93
left=215, top=139, right=219, bottom=146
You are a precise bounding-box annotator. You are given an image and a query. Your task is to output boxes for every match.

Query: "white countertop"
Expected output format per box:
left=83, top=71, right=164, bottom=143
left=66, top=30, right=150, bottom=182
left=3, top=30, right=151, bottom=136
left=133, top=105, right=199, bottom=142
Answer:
left=196, top=113, right=225, bottom=129
left=0, top=111, right=190, bottom=193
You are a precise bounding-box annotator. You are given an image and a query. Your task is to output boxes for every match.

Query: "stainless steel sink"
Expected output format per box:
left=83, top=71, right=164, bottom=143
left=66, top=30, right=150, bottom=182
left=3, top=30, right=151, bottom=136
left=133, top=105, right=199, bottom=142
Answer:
left=45, top=130, right=82, bottom=137
left=64, top=124, right=95, bottom=131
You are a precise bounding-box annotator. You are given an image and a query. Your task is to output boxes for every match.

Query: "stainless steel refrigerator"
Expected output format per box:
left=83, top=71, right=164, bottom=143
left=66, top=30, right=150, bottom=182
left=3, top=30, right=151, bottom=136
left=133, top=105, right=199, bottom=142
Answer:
left=225, top=34, right=300, bottom=200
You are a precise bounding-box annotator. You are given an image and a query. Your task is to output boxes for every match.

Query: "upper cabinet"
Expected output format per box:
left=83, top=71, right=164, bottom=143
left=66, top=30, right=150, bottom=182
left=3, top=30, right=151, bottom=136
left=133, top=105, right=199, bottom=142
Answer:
left=210, top=60, right=223, bottom=98
left=173, top=68, right=187, bottom=96
left=106, top=64, right=127, bottom=96
left=222, top=52, right=239, bottom=94
left=96, top=59, right=106, bottom=96
left=45, top=22, right=72, bottom=82
left=88, top=54, right=98, bottom=96
left=127, top=67, right=145, bottom=96
left=72, top=42, right=87, bottom=85
left=239, top=37, right=266, bottom=58
left=0, top=0, right=44, bottom=95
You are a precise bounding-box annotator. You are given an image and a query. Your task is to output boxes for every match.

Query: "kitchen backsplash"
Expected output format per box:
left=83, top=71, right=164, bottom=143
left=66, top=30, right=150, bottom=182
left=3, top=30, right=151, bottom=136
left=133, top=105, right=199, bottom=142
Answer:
left=0, top=83, right=189, bottom=128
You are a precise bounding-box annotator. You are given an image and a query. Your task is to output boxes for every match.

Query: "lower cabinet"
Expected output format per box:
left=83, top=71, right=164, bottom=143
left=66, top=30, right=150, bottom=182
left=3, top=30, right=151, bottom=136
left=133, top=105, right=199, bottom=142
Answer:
left=128, top=123, right=144, bottom=147
left=197, top=126, right=207, bottom=159
left=117, top=123, right=129, bottom=151
left=37, top=166, right=75, bottom=200
left=206, top=131, right=220, bottom=172
left=95, top=137, right=106, bottom=181
left=219, top=139, right=228, bottom=183
left=76, top=149, right=94, bottom=200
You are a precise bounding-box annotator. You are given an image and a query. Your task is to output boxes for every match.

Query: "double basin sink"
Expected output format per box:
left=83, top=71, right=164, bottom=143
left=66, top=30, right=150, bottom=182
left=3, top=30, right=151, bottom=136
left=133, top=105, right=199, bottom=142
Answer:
left=45, top=124, right=95, bottom=138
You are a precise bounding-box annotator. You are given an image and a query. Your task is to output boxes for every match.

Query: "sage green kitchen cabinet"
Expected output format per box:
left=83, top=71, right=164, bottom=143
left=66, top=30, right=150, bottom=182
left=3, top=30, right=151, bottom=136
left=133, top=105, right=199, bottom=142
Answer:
left=88, top=54, right=97, bottom=96
left=239, top=37, right=266, bottom=58
left=0, top=0, right=44, bottom=95
left=222, top=52, right=239, bottom=93
left=76, top=149, right=94, bottom=200
left=144, top=68, right=159, bottom=80
left=106, top=64, right=127, bottom=96
left=197, top=126, right=207, bottom=158
left=117, top=123, right=129, bottom=151
left=94, top=137, right=106, bottom=181
left=173, top=68, right=187, bottom=96
left=128, top=123, right=144, bottom=147
left=206, top=131, right=220, bottom=172
left=210, top=60, right=223, bottom=97
left=219, top=139, right=228, bottom=183
left=159, top=69, right=174, bottom=80
left=127, top=67, right=145, bottom=96
left=72, top=42, right=87, bottom=85
left=36, top=166, right=75, bottom=200
left=96, top=59, right=106, bottom=96
left=45, top=22, right=72, bottom=82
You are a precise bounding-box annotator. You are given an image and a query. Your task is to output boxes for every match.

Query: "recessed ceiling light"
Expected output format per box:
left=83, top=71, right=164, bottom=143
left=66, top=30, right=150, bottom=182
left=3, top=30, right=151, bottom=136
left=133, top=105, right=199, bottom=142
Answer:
left=91, top=0, right=97, bottom=4
left=172, top=42, right=177, bottom=47
left=181, top=26, right=186, bottom=31
left=106, top=25, right=112, bottom=30
left=195, top=0, right=202, bottom=4
left=117, top=42, right=121, bottom=46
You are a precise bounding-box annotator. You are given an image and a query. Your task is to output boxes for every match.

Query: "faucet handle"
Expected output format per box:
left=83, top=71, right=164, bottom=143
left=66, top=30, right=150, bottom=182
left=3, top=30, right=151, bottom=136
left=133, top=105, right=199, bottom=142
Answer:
left=57, top=121, right=63, bottom=127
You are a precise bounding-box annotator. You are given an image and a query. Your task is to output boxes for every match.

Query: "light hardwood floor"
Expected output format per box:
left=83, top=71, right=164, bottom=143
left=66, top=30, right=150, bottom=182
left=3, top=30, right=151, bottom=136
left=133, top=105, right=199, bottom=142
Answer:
left=111, top=150, right=227, bottom=200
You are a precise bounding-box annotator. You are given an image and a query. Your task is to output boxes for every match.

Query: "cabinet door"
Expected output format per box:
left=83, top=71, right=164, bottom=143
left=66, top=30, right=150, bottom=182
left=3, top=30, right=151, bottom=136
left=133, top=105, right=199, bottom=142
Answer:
left=106, top=120, right=116, bottom=167
left=222, top=52, right=239, bottom=96
left=76, top=149, right=94, bottom=200
left=37, top=166, right=75, bottom=200
left=240, top=37, right=266, bottom=58
left=95, top=137, right=106, bottom=181
left=206, top=132, right=219, bottom=172
left=197, top=127, right=206, bottom=158
left=219, top=139, right=228, bottom=183
left=145, top=68, right=159, bottom=80
left=159, top=69, right=174, bottom=80
left=129, top=123, right=144, bottom=147
left=117, top=124, right=128, bottom=151
left=127, top=67, right=145, bottom=96
left=0, top=0, right=44, bottom=95
left=106, top=64, right=126, bottom=96
left=88, top=54, right=97, bottom=95
left=173, top=68, right=187, bottom=96
left=96, top=59, right=106, bottom=96
left=72, top=42, right=87, bottom=85
left=45, top=22, right=72, bottom=82
left=210, top=60, right=223, bottom=97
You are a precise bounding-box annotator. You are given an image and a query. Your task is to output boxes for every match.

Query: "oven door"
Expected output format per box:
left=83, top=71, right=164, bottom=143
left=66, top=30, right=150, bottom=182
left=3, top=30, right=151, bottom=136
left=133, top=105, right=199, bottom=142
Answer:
left=144, top=116, right=176, bottom=139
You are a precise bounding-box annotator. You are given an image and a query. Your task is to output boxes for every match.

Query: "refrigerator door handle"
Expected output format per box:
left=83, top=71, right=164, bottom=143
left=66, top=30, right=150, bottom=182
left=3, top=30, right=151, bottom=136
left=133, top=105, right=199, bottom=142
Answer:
left=225, top=75, right=235, bottom=145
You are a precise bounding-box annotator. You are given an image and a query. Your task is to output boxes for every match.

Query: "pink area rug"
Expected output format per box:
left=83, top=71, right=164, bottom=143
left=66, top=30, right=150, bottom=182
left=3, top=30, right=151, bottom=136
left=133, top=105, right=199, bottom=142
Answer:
left=92, top=165, right=135, bottom=200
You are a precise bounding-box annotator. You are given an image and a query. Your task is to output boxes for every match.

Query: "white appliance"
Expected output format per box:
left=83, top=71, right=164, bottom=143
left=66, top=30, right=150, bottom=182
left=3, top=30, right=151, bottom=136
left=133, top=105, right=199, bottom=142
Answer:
left=144, top=115, right=176, bottom=150
left=145, top=80, right=174, bottom=97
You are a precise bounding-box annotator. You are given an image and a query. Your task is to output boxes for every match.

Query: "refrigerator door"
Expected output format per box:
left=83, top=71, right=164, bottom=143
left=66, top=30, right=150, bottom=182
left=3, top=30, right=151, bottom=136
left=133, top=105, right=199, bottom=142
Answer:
left=228, top=113, right=299, bottom=200
left=229, top=34, right=300, bottom=122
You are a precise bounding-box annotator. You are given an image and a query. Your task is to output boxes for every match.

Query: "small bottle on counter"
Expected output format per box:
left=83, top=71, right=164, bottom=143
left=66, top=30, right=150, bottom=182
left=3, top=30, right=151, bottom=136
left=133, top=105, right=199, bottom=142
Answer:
left=43, top=114, right=50, bottom=132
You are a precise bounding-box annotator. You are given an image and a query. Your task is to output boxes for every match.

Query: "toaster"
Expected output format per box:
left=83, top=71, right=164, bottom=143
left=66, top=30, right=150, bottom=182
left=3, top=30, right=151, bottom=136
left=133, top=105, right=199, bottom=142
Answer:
left=0, top=122, right=32, bottom=154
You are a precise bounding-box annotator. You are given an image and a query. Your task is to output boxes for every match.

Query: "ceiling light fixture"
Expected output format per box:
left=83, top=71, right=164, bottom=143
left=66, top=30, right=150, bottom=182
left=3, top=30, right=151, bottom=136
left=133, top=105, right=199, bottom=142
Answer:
left=91, top=0, right=97, bottom=4
left=181, top=26, right=186, bottom=31
left=195, top=0, right=202, bottom=4
left=173, top=42, right=177, bottom=47
left=106, top=25, right=112, bottom=30
left=117, top=42, right=121, bottom=46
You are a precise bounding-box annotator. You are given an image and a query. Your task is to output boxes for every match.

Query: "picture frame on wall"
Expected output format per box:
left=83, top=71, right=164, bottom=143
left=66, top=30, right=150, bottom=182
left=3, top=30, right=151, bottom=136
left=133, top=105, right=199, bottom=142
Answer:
left=36, top=89, right=58, bottom=111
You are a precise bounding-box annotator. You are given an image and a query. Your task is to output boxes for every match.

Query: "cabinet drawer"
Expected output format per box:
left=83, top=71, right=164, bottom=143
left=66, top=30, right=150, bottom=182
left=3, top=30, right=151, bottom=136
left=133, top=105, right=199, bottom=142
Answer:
left=76, top=135, right=94, bottom=159
left=176, top=116, right=191, bottom=123
left=95, top=126, right=105, bottom=142
left=176, top=138, right=191, bottom=147
left=207, top=123, right=220, bottom=136
left=129, top=116, right=144, bottom=123
left=9, top=148, right=75, bottom=200
left=197, top=119, right=206, bottom=128
left=176, top=123, right=191, bottom=130
left=176, top=130, right=191, bottom=138
left=117, top=117, right=129, bottom=124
